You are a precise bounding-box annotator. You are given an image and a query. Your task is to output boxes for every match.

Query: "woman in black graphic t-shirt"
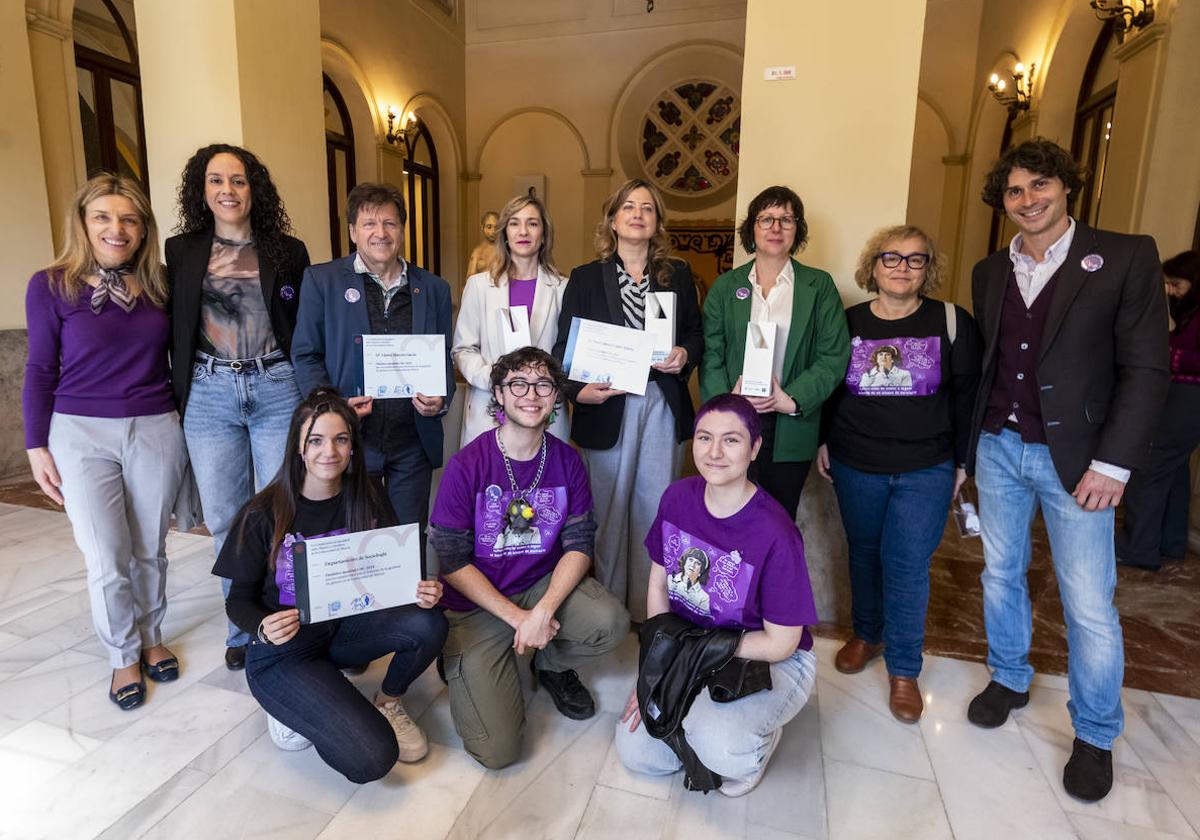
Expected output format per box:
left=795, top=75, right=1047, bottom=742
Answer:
left=817, top=225, right=982, bottom=723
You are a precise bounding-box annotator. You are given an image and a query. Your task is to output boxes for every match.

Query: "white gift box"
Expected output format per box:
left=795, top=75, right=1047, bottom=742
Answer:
left=645, top=291, right=676, bottom=364
left=497, top=306, right=533, bottom=354
left=740, top=321, right=777, bottom=398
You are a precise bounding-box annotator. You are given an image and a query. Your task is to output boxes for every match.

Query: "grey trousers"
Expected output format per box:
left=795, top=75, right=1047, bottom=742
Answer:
left=443, top=573, right=630, bottom=769
left=49, top=412, right=187, bottom=668
left=583, top=382, right=683, bottom=622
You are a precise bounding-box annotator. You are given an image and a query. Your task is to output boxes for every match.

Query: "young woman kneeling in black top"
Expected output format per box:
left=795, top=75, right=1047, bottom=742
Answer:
left=214, top=387, right=447, bottom=783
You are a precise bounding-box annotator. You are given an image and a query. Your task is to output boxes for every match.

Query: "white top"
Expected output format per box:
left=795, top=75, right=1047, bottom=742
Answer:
left=748, top=260, right=794, bottom=384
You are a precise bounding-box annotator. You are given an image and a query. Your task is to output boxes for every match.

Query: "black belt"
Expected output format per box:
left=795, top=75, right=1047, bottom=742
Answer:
left=1003, top=419, right=1021, bottom=434
left=195, top=350, right=287, bottom=374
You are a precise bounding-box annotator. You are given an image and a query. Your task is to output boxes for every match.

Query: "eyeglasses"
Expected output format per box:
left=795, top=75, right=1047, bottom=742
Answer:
left=501, top=379, right=556, bottom=397
left=878, top=252, right=930, bottom=270
left=755, top=215, right=798, bottom=230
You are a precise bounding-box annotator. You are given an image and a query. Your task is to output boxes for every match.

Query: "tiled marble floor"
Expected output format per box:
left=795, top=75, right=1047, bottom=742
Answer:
left=1, top=503, right=1200, bottom=840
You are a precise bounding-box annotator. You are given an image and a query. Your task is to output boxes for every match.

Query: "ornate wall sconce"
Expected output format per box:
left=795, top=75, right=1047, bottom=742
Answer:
left=1089, top=0, right=1154, bottom=35
left=987, top=63, right=1035, bottom=115
left=385, top=106, right=419, bottom=146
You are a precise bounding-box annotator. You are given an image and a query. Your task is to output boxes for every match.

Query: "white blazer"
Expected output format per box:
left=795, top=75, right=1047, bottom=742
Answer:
left=452, top=266, right=569, bottom=445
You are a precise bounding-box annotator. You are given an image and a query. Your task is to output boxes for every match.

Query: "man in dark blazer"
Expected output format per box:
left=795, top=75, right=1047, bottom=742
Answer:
left=964, top=138, right=1169, bottom=802
left=292, top=183, right=454, bottom=549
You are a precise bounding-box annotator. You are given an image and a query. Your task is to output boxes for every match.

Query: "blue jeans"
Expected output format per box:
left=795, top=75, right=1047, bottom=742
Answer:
left=245, top=605, right=447, bottom=783
left=183, top=356, right=301, bottom=646
left=829, top=457, right=955, bottom=677
left=614, top=647, right=817, bottom=789
left=976, top=429, right=1124, bottom=749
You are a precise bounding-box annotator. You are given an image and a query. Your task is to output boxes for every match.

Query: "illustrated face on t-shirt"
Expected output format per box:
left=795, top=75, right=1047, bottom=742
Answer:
left=847, top=335, right=941, bottom=396
left=275, top=527, right=347, bottom=605
left=661, top=522, right=755, bottom=627
left=476, top=483, right=567, bottom=560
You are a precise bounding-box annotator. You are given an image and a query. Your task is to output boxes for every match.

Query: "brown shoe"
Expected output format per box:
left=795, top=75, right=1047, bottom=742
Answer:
left=889, top=676, right=923, bottom=723
left=834, top=637, right=885, bottom=674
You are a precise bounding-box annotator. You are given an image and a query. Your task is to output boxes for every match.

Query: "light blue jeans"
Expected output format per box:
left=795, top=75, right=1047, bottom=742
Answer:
left=183, top=355, right=301, bottom=647
left=976, top=429, right=1124, bottom=749
left=614, top=647, right=817, bottom=789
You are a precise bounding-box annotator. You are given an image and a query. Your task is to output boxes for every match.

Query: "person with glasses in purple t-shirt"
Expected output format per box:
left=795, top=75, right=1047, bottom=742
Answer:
left=615, top=393, right=819, bottom=797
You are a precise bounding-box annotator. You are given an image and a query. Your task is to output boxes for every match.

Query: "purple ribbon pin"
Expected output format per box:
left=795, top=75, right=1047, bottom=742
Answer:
left=280, top=284, right=295, bottom=301
left=1081, top=254, right=1104, bottom=273
left=344, top=288, right=361, bottom=303
left=735, top=287, right=751, bottom=300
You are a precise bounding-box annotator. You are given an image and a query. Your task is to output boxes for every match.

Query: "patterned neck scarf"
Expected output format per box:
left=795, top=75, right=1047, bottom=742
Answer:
left=91, top=264, right=136, bottom=315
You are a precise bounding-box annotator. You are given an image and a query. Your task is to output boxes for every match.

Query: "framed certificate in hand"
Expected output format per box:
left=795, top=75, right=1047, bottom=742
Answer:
left=293, top=524, right=423, bottom=624
left=562, top=317, right=656, bottom=395
left=361, top=334, right=447, bottom=398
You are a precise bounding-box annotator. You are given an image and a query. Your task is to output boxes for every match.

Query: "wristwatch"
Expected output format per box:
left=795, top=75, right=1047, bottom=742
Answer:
left=257, top=620, right=272, bottom=645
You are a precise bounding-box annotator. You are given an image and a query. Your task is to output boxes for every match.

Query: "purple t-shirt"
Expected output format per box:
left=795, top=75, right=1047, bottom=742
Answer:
left=645, top=476, right=817, bottom=649
left=23, top=270, right=176, bottom=448
left=507, top=277, right=537, bottom=316
left=432, top=429, right=593, bottom=611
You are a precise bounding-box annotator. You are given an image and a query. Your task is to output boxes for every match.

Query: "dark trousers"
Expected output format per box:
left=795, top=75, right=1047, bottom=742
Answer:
left=365, top=439, right=434, bottom=564
left=245, top=605, right=447, bottom=783
left=748, top=412, right=812, bottom=519
left=1118, top=382, right=1200, bottom=566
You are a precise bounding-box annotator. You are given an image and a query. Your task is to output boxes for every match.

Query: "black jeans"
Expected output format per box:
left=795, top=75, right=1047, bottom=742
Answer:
left=365, top=439, right=434, bottom=565
left=245, top=605, right=447, bottom=783
left=748, top=412, right=812, bottom=520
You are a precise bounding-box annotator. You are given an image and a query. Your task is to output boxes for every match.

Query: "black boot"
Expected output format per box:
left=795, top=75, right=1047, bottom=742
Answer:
left=1063, top=738, right=1113, bottom=802
left=531, top=659, right=595, bottom=720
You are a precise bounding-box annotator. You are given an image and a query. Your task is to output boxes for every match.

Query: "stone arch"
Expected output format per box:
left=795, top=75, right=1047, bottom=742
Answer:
left=474, top=107, right=590, bottom=173
left=917, top=90, right=958, bottom=154
left=398, top=92, right=464, bottom=284
left=320, top=38, right=384, bottom=184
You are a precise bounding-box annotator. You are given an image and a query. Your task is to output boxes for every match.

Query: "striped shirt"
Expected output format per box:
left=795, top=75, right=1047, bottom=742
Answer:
left=616, top=259, right=649, bottom=329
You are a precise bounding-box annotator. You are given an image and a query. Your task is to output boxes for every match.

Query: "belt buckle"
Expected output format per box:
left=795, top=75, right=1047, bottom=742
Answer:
left=229, top=360, right=244, bottom=372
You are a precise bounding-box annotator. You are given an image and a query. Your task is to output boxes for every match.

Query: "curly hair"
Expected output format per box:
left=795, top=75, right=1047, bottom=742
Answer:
left=593, top=179, right=680, bottom=288
left=486, top=347, right=568, bottom=421
left=853, top=224, right=945, bottom=297
left=738, top=185, right=808, bottom=254
left=175, top=144, right=295, bottom=272
left=981, top=137, right=1085, bottom=211
left=679, top=548, right=711, bottom=585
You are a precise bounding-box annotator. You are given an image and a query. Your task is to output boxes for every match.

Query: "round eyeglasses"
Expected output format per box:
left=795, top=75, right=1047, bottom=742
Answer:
left=878, top=252, right=930, bottom=270
left=501, top=379, right=556, bottom=397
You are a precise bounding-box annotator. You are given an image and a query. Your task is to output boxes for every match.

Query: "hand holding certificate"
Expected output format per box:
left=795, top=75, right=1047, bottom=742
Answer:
left=293, top=524, right=424, bottom=624
left=562, top=317, right=656, bottom=396
left=362, top=334, right=447, bottom=399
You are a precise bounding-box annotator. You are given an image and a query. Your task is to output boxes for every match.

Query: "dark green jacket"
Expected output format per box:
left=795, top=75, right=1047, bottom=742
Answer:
left=700, top=259, right=850, bottom=461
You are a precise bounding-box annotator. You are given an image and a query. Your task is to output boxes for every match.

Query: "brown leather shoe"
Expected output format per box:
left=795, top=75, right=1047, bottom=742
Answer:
left=834, top=637, right=885, bottom=674
left=889, top=676, right=923, bottom=723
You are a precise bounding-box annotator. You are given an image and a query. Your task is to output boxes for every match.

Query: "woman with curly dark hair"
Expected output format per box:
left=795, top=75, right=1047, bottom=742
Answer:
left=166, top=143, right=311, bottom=671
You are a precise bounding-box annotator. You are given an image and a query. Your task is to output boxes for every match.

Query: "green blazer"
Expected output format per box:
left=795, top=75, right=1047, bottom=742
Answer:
left=700, top=258, right=850, bottom=461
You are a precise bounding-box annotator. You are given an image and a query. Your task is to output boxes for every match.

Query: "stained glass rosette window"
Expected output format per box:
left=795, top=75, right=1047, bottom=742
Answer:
left=640, top=80, right=740, bottom=197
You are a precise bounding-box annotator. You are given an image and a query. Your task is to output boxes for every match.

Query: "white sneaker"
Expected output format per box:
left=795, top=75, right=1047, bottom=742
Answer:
left=718, top=726, right=783, bottom=797
left=375, top=694, right=428, bottom=763
left=267, top=714, right=313, bottom=752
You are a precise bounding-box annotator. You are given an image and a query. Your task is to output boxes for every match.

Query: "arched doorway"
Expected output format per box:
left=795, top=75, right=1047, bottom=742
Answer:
left=1072, top=20, right=1119, bottom=227
left=402, top=119, right=441, bottom=274
left=323, top=74, right=356, bottom=259
left=72, top=0, right=148, bottom=186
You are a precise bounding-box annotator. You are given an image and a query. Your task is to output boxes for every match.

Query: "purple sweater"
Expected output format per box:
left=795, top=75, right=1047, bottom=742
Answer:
left=23, top=270, right=176, bottom=449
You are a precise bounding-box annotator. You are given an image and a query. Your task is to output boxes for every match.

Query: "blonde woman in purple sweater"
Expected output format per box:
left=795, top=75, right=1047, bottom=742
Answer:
left=23, top=174, right=187, bottom=711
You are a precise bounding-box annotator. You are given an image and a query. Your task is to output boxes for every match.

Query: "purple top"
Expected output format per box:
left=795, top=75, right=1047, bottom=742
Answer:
left=22, top=270, right=175, bottom=449
left=645, top=476, right=818, bottom=650
left=507, top=277, right=537, bottom=316
left=432, top=430, right=593, bottom=611
left=1170, top=314, right=1200, bottom=385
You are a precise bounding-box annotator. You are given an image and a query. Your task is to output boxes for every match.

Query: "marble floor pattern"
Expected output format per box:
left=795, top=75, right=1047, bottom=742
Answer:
left=1, top=503, right=1200, bottom=839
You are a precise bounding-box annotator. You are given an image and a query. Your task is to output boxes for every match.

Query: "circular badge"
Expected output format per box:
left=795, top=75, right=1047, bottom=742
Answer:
left=1081, top=254, right=1104, bottom=273
left=279, top=284, right=295, bottom=301
left=735, top=287, right=751, bottom=300
left=344, top=288, right=361, bottom=303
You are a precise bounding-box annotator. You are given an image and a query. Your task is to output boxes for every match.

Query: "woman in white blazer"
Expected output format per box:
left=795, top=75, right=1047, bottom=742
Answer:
left=453, top=194, right=569, bottom=445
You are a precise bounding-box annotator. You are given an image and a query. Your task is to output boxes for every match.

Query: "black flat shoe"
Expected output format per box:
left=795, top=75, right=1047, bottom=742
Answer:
left=1063, top=738, right=1113, bottom=802
left=109, top=677, right=146, bottom=711
left=531, top=659, right=595, bottom=720
left=141, top=655, right=180, bottom=683
left=967, top=680, right=1029, bottom=728
left=225, top=645, right=246, bottom=671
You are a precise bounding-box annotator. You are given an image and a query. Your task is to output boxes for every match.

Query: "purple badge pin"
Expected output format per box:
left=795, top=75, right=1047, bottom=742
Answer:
left=735, top=287, right=751, bottom=300
left=1081, top=253, right=1104, bottom=273
left=279, top=284, right=295, bottom=301
left=344, top=288, right=361, bottom=303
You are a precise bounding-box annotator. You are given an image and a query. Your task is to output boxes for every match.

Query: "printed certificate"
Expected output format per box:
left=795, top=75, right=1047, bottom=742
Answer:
left=362, top=334, right=447, bottom=398
left=293, top=524, right=422, bottom=624
left=562, top=317, right=655, bottom=396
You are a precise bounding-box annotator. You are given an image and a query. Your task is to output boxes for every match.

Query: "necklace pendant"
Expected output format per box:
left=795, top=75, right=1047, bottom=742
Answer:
left=506, top=496, right=536, bottom=532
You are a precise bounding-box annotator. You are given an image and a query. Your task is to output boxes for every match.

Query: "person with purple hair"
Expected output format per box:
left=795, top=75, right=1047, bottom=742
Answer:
left=615, top=393, right=818, bottom=797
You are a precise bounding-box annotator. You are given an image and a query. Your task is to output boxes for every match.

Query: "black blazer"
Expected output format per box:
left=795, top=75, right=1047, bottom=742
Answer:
left=967, top=221, right=1170, bottom=489
left=166, top=232, right=311, bottom=416
left=552, top=258, right=703, bottom=449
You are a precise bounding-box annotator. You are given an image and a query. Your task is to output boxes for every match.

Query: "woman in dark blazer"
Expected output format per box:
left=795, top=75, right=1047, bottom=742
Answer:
left=552, top=178, right=703, bottom=621
left=165, top=143, right=310, bottom=671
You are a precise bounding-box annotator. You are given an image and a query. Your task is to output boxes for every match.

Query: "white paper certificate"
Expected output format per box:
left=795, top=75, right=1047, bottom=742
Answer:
left=362, top=334, right=447, bottom=398
left=293, top=525, right=422, bottom=624
left=563, top=317, right=655, bottom=396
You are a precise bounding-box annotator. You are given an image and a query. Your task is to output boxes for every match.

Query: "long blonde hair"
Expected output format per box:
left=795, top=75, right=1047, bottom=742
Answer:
left=490, top=194, right=559, bottom=286
left=46, top=174, right=167, bottom=308
left=593, top=178, right=677, bottom=288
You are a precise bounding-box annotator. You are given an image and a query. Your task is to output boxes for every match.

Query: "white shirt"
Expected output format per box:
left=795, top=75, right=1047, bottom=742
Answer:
left=748, top=260, right=794, bottom=383
left=1006, top=218, right=1129, bottom=484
